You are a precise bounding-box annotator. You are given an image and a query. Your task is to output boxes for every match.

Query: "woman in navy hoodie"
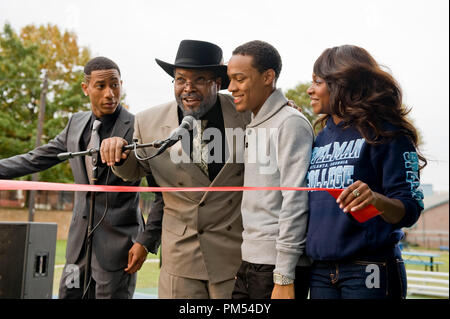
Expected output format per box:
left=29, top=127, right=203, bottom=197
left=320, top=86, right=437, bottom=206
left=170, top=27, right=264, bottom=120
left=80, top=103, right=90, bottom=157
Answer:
left=305, top=45, right=426, bottom=299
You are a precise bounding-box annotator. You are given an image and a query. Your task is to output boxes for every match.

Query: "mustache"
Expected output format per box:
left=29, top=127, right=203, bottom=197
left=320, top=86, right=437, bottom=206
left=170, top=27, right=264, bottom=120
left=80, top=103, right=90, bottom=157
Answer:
left=180, top=93, right=203, bottom=100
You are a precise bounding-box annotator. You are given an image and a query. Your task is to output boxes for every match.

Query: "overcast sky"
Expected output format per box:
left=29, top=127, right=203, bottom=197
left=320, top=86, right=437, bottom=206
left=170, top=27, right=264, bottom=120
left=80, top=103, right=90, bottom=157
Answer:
left=1, top=0, right=449, bottom=191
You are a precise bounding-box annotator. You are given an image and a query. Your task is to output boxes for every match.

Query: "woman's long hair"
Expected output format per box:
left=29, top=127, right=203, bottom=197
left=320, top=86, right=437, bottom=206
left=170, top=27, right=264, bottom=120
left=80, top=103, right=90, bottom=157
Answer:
left=313, top=45, right=427, bottom=169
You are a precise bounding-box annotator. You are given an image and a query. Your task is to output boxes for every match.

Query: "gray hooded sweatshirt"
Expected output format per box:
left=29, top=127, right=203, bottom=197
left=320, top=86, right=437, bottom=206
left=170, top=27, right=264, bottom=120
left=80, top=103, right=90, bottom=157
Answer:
left=241, top=88, right=314, bottom=279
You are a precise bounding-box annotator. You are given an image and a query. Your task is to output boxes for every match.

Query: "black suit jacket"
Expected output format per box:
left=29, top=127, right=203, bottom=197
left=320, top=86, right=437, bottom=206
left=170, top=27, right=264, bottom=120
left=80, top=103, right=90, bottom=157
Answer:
left=0, top=106, right=150, bottom=271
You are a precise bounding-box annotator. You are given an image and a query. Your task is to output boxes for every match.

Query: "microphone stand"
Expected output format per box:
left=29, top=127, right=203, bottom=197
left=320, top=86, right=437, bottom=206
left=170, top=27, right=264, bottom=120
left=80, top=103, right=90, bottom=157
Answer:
left=56, top=140, right=161, bottom=161
left=56, top=140, right=161, bottom=299
left=82, top=154, right=97, bottom=299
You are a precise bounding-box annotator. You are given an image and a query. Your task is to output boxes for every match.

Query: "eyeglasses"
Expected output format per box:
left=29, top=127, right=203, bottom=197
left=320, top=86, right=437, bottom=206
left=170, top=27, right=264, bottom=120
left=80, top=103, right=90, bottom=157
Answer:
left=172, top=76, right=217, bottom=88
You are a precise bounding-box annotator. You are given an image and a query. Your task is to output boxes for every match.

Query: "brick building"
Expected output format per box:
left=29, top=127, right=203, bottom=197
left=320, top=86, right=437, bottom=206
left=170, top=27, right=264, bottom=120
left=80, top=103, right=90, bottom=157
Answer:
left=404, top=186, right=449, bottom=249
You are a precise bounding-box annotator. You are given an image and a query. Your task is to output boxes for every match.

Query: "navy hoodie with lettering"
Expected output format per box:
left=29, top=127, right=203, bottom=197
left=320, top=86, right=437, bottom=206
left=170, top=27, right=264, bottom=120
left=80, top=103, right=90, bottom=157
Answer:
left=306, top=118, right=424, bottom=261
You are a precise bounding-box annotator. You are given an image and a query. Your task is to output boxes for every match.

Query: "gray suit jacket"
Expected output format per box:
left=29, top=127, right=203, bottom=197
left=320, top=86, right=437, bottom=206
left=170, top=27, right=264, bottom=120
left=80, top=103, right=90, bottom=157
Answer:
left=0, top=107, right=145, bottom=271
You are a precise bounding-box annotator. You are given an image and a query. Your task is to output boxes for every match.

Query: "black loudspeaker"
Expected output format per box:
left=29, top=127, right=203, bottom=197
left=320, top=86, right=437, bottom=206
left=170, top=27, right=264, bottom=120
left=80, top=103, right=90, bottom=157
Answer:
left=0, top=222, right=57, bottom=299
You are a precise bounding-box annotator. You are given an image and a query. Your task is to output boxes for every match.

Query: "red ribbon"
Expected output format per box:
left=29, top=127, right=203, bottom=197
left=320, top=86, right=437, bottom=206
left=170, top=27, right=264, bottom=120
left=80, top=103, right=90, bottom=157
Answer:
left=0, top=179, right=380, bottom=223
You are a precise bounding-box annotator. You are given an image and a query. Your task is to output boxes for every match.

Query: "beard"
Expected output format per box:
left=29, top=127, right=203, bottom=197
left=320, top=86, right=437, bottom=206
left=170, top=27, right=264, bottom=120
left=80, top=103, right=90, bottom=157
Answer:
left=176, top=91, right=218, bottom=119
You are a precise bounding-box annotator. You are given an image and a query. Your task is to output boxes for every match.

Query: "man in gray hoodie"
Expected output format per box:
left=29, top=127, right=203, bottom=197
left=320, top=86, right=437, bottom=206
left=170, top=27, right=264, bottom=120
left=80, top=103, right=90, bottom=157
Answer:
left=227, top=40, right=314, bottom=299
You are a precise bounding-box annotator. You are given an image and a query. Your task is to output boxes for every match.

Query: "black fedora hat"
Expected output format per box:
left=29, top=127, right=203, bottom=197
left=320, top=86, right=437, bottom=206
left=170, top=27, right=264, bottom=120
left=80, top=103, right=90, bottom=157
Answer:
left=156, top=40, right=229, bottom=90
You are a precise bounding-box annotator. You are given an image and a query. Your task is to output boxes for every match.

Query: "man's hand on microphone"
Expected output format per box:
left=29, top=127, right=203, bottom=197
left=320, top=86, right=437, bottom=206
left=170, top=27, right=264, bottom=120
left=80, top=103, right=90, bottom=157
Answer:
left=100, top=137, right=130, bottom=167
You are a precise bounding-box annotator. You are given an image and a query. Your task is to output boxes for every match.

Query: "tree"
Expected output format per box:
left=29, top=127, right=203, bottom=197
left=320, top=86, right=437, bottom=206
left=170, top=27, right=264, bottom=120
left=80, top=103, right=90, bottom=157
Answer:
left=0, top=23, right=91, bottom=183
left=285, top=82, right=319, bottom=132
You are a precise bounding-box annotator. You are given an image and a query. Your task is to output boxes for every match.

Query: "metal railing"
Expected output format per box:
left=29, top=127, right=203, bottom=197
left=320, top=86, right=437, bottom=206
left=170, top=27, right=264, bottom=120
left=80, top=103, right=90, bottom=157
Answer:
left=407, top=269, right=449, bottom=298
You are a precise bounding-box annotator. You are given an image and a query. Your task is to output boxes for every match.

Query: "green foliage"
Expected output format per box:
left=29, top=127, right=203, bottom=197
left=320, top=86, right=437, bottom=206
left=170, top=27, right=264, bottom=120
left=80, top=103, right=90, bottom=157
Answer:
left=284, top=82, right=319, bottom=133
left=0, top=23, right=91, bottom=183
left=0, top=24, right=42, bottom=158
left=139, top=177, right=156, bottom=202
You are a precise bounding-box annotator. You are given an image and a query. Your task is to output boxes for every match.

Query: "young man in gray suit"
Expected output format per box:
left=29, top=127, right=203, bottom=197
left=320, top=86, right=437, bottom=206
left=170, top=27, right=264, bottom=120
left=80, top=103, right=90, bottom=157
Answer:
left=100, top=40, right=250, bottom=298
left=0, top=57, right=157, bottom=298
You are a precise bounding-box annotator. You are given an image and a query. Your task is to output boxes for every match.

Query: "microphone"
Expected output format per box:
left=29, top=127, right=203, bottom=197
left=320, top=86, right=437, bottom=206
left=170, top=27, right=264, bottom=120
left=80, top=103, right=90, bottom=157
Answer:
left=152, top=115, right=195, bottom=157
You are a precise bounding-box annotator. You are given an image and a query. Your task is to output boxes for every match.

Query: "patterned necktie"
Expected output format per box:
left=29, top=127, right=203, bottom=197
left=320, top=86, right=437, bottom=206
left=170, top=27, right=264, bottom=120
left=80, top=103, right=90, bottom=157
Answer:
left=192, top=119, right=209, bottom=177
left=85, top=119, right=102, bottom=184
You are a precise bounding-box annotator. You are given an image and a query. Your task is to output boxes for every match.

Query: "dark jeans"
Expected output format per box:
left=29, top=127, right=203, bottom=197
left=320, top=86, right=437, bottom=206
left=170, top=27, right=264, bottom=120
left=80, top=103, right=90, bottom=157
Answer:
left=232, top=261, right=311, bottom=299
left=309, top=258, right=407, bottom=299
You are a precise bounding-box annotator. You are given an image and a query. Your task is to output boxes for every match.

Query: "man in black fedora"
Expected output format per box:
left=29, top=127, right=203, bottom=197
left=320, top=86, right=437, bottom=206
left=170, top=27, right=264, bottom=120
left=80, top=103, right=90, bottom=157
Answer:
left=100, top=40, right=250, bottom=298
